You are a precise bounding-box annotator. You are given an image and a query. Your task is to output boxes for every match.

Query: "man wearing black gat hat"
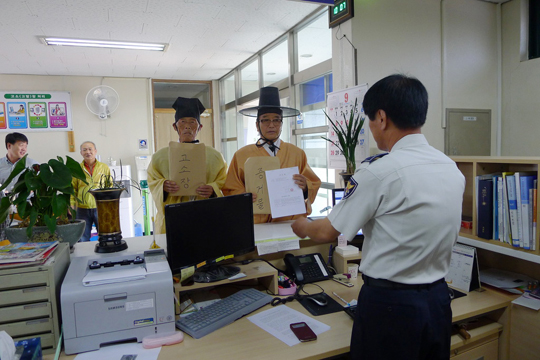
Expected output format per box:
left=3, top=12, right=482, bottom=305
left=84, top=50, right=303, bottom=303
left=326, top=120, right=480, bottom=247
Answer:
left=147, top=97, right=227, bottom=234
left=222, top=86, right=321, bottom=224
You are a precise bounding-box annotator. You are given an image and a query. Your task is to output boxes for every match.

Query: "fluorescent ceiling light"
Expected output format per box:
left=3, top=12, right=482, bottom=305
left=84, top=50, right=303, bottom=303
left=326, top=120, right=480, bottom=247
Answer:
left=42, top=37, right=167, bottom=51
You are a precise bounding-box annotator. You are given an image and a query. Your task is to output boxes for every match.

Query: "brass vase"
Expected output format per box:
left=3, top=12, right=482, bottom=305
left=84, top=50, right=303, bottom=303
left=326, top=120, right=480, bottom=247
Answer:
left=89, top=188, right=128, bottom=253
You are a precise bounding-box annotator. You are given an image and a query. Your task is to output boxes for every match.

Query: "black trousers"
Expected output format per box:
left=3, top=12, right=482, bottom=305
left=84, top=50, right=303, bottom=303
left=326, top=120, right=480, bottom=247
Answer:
left=350, top=279, right=451, bottom=360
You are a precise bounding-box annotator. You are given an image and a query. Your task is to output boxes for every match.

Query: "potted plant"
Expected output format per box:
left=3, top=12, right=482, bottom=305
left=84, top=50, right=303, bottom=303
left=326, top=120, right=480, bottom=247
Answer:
left=0, top=154, right=88, bottom=246
left=321, top=98, right=366, bottom=185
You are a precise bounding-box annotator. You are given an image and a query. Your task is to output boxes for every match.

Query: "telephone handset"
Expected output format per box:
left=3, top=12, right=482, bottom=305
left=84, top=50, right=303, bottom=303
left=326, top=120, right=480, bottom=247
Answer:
left=284, top=253, right=332, bottom=284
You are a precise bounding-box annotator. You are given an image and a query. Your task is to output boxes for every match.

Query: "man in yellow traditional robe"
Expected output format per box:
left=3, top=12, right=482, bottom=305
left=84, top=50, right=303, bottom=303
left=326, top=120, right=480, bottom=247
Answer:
left=223, top=87, right=321, bottom=223
left=148, top=97, right=227, bottom=234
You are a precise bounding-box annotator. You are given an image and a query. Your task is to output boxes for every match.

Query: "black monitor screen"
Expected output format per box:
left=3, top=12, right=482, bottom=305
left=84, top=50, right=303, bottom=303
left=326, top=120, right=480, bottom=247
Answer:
left=332, top=188, right=363, bottom=238
left=164, top=193, right=255, bottom=276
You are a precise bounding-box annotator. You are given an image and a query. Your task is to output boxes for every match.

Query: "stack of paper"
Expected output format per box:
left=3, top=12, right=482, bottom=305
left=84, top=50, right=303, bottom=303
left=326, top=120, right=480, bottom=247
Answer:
left=335, top=245, right=359, bottom=256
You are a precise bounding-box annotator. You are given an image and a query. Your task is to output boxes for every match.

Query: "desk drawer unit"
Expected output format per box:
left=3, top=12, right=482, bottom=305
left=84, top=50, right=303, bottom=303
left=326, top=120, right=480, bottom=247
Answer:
left=0, top=286, right=50, bottom=307
left=0, top=243, right=70, bottom=354
left=0, top=318, right=53, bottom=337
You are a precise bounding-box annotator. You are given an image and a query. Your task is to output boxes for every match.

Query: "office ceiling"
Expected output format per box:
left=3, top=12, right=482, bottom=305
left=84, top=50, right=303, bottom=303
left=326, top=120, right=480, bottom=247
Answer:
left=0, top=0, right=323, bottom=81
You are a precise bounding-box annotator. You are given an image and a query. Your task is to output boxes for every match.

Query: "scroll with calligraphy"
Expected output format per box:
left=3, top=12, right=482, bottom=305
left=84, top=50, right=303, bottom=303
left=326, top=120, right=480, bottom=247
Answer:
left=168, top=142, right=206, bottom=196
left=245, top=157, right=280, bottom=214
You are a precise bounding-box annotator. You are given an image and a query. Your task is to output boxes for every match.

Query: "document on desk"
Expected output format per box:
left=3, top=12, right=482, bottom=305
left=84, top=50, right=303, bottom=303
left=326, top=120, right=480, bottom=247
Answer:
left=82, top=264, right=147, bottom=286
left=74, top=342, right=160, bottom=360
left=266, top=166, right=306, bottom=219
left=248, top=305, right=331, bottom=346
left=254, top=221, right=300, bottom=255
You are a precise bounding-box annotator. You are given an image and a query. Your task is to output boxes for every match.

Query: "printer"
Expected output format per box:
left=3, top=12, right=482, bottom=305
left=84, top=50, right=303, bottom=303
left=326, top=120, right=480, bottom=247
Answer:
left=61, top=249, right=175, bottom=355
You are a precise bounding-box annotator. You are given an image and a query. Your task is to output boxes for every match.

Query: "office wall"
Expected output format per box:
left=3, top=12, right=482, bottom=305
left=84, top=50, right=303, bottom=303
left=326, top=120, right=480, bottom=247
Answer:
left=338, top=0, right=498, bottom=153
left=0, top=74, right=153, bottom=227
left=502, top=0, right=540, bottom=156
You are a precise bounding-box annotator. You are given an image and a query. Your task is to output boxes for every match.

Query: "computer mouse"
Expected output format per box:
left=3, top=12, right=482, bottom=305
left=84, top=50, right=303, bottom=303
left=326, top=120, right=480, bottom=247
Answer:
left=306, top=294, right=328, bottom=307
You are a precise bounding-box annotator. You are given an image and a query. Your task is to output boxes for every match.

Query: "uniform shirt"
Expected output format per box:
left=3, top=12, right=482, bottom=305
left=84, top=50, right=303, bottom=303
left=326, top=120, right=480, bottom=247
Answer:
left=328, top=134, right=465, bottom=284
left=147, top=144, right=227, bottom=234
left=70, top=160, right=111, bottom=209
left=0, top=155, right=39, bottom=192
left=223, top=141, right=321, bottom=224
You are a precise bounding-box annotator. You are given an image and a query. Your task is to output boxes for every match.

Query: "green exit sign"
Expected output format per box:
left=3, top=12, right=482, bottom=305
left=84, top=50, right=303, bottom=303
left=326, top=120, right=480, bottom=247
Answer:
left=329, top=0, right=354, bottom=28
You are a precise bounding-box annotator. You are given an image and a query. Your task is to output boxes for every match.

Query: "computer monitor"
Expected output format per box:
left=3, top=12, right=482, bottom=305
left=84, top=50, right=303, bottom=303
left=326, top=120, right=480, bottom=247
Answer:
left=164, top=193, right=255, bottom=283
left=332, top=188, right=363, bottom=240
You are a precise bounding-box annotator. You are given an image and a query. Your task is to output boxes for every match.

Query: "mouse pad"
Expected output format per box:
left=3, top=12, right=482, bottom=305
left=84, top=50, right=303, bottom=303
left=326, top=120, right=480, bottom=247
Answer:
left=298, top=293, right=344, bottom=316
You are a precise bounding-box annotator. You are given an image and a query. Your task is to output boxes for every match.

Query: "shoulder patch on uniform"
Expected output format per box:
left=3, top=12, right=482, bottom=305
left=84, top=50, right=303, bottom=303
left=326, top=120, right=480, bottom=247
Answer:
left=343, top=177, right=358, bottom=200
left=361, top=153, right=389, bottom=164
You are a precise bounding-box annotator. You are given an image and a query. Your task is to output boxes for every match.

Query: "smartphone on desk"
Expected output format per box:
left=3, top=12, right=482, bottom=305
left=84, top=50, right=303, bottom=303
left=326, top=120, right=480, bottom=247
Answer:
left=290, top=322, right=317, bottom=342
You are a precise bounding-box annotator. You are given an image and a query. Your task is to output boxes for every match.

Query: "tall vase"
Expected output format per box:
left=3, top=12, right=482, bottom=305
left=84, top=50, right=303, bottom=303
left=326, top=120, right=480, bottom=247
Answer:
left=89, top=188, right=128, bottom=253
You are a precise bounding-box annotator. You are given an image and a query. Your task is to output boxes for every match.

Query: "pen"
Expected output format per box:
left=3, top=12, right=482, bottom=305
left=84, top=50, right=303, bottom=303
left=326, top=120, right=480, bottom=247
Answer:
left=332, top=291, right=350, bottom=306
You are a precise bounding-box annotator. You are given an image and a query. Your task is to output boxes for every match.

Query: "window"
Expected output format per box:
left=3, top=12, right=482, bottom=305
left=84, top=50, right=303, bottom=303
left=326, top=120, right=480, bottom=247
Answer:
left=262, top=39, right=289, bottom=87
left=241, top=59, right=260, bottom=97
left=296, top=14, right=332, bottom=72
left=222, top=75, right=235, bottom=104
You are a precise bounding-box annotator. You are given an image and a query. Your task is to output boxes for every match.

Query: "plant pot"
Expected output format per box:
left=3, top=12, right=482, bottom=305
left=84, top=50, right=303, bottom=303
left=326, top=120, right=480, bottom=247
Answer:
left=339, top=172, right=354, bottom=187
left=89, top=188, right=128, bottom=253
left=5, top=220, right=86, bottom=248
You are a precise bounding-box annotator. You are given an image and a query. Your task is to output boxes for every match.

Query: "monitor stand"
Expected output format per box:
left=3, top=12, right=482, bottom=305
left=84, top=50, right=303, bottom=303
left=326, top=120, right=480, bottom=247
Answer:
left=193, top=264, right=241, bottom=283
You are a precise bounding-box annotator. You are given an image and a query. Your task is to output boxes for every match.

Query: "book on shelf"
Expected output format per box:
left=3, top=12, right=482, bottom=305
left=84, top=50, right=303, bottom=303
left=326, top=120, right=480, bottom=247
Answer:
left=0, top=241, right=59, bottom=264
left=477, top=178, right=493, bottom=239
left=505, top=174, right=521, bottom=247
left=533, top=180, right=538, bottom=251
left=497, top=176, right=504, bottom=242
left=518, top=174, right=537, bottom=250
left=501, top=172, right=514, bottom=245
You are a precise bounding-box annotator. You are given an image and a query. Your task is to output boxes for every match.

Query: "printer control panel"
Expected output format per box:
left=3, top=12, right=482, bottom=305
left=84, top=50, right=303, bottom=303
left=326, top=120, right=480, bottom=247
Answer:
left=88, top=255, right=145, bottom=270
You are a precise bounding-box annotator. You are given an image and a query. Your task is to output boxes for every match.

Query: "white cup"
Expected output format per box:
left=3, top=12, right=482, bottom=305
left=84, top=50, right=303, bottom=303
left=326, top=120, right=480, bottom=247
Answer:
left=347, top=263, right=359, bottom=279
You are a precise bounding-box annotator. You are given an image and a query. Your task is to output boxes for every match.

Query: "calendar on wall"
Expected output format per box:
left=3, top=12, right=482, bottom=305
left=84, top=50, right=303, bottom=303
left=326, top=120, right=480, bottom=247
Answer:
left=325, top=84, right=369, bottom=170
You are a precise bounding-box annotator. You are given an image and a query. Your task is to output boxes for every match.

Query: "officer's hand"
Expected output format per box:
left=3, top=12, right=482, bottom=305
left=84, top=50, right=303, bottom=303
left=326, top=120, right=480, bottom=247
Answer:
left=293, top=174, right=308, bottom=191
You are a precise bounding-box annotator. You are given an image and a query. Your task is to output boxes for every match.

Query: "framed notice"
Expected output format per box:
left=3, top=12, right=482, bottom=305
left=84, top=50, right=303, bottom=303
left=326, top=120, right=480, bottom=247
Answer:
left=0, top=91, right=72, bottom=132
left=326, top=84, right=369, bottom=170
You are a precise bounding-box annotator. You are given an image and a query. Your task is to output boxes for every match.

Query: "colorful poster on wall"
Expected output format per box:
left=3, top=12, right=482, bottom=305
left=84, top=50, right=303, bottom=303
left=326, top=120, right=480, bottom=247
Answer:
left=7, top=102, right=28, bottom=129
left=0, top=103, right=6, bottom=129
left=0, top=91, right=72, bottom=132
left=29, top=102, right=48, bottom=128
left=325, top=84, right=370, bottom=170
left=49, top=102, right=68, bottom=128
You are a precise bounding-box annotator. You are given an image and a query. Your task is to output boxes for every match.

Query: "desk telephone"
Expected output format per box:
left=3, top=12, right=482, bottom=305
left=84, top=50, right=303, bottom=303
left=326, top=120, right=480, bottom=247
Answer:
left=284, top=253, right=332, bottom=284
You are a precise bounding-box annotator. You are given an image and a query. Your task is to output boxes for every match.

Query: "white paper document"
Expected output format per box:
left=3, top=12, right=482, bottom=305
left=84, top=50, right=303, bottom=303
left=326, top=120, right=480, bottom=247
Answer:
left=254, top=221, right=301, bottom=255
left=248, top=305, right=331, bottom=346
left=265, top=166, right=306, bottom=218
left=75, top=342, right=161, bottom=360
left=512, top=293, right=540, bottom=311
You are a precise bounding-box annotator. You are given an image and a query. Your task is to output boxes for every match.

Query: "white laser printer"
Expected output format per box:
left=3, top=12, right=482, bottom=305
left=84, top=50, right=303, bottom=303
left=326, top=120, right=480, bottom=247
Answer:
left=61, top=249, right=175, bottom=355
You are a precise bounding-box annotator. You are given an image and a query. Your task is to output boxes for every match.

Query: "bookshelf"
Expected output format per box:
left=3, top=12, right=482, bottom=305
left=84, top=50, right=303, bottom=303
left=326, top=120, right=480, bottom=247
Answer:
left=452, top=156, right=540, bottom=264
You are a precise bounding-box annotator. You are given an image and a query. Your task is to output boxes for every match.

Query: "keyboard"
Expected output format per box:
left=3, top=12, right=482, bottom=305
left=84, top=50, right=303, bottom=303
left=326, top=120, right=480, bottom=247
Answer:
left=175, top=288, right=273, bottom=339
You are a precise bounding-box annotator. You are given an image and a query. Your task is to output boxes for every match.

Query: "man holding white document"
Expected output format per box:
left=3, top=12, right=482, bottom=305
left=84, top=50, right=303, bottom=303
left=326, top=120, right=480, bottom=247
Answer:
left=223, top=86, right=321, bottom=223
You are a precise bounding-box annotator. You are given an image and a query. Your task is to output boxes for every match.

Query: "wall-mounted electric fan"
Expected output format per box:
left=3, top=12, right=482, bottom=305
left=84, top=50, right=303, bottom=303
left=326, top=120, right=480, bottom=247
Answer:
left=85, top=85, right=120, bottom=119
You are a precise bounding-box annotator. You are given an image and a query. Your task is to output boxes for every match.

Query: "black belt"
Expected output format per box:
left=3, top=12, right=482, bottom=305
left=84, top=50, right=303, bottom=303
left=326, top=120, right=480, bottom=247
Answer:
left=362, top=274, right=445, bottom=290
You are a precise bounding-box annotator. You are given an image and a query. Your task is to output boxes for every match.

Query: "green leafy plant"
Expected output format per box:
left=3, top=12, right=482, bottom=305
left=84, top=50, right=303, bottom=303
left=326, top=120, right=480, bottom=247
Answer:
left=0, top=154, right=87, bottom=237
left=321, top=98, right=366, bottom=174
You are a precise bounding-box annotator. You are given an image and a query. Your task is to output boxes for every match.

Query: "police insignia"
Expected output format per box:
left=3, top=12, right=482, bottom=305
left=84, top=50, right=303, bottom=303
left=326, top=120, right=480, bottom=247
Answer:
left=343, top=177, right=358, bottom=199
left=361, top=153, right=389, bottom=164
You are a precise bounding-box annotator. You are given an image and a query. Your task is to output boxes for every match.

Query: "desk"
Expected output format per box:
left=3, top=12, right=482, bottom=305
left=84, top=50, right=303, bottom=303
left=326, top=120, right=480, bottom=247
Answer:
left=50, top=234, right=516, bottom=360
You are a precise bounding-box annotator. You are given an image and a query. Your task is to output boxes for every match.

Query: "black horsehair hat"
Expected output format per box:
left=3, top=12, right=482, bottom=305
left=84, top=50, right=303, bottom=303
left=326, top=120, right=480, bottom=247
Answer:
left=239, top=86, right=300, bottom=118
left=171, top=97, right=205, bottom=124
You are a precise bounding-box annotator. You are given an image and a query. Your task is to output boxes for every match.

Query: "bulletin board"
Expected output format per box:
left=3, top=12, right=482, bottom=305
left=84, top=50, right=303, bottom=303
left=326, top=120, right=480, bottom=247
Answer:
left=0, top=91, right=73, bottom=132
left=325, top=84, right=369, bottom=170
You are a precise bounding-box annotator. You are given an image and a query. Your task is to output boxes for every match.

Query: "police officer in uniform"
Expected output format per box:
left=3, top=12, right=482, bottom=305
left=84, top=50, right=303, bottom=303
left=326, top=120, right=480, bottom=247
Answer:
left=292, top=74, right=465, bottom=360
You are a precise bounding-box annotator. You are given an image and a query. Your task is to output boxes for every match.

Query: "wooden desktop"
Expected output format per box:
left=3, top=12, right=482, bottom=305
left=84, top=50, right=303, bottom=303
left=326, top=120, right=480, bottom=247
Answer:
left=49, top=233, right=515, bottom=360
